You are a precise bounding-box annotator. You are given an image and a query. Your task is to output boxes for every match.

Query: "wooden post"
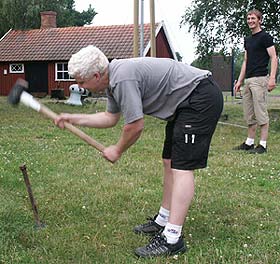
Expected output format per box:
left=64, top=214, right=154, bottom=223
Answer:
left=133, top=0, right=139, bottom=57
left=140, top=0, right=145, bottom=56
left=149, top=0, right=156, bottom=57
left=19, top=164, right=43, bottom=228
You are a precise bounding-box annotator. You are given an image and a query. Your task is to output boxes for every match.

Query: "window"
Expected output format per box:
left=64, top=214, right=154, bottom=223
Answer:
left=9, top=64, right=24, bottom=73
left=55, top=62, right=74, bottom=81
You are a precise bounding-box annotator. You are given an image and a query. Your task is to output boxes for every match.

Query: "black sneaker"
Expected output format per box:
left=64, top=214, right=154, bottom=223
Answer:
left=135, top=233, right=187, bottom=258
left=248, top=144, right=267, bottom=154
left=233, top=142, right=254, bottom=151
left=134, top=215, right=164, bottom=235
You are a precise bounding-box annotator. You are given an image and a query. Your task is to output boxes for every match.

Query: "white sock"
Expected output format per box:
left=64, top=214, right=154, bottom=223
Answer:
left=245, top=138, right=254, bottom=146
left=163, top=223, right=182, bottom=244
left=259, top=140, right=267, bottom=148
left=155, top=207, right=169, bottom=227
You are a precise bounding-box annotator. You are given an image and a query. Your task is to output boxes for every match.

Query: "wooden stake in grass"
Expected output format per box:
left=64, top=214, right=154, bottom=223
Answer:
left=19, top=164, right=45, bottom=229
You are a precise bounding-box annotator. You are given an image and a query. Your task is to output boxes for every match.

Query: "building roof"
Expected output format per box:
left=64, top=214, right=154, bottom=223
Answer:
left=0, top=22, right=175, bottom=62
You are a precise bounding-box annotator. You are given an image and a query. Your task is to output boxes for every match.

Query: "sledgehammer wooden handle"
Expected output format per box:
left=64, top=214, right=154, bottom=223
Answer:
left=39, top=104, right=105, bottom=152
left=8, top=79, right=105, bottom=153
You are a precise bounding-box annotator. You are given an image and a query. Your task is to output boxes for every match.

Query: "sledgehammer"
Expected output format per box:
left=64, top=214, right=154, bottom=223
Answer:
left=8, top=79, right=105, bottom=153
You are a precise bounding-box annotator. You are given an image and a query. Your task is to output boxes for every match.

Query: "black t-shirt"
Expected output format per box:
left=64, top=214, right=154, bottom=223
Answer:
left=244, top=30, right=274, bottom=78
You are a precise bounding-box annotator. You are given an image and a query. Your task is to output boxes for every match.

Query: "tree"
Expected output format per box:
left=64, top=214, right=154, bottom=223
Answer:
left=0, top=0, right=97, bottom=38
left=181, top=0, right=280, bottom=60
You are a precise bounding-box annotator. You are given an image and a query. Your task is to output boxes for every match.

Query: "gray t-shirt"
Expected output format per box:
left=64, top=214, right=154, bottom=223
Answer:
left=106, top=57, right=211, bottom=124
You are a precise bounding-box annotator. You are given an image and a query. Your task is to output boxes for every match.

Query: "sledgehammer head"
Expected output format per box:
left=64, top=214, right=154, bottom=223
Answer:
left=8, top=79, right=28, bottom=105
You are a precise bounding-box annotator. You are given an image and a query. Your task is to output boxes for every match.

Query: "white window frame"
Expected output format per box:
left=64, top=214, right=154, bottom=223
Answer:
left=55, top=62, right=74, bottom=81
left=9, top=63, right=24, bottom=73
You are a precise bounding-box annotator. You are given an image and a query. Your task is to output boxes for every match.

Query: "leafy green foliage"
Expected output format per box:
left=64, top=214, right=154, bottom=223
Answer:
left=0, top=0, right=96, bottom=38
left=0, top=96, right=280, bottom=263
left=181, top=0, right=280, bottom=60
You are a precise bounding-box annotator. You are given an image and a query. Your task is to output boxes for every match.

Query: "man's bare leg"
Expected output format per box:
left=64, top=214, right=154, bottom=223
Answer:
left=161, top=159, right=173, bottom=210
left=168, top=169, right=195, bottom=225
left=260, top=123, right=269, bottom=141
left=248, top=124, right=257, bottom=139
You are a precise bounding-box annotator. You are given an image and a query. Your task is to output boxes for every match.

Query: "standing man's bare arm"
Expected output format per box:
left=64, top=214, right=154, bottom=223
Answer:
left=234, top=51, right=247, bottom=94
left=267, top=46, right=278, bottom=92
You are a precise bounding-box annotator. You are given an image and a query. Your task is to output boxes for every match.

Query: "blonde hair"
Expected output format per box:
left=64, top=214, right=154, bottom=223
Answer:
left=68, top=45, right=109, bottom=80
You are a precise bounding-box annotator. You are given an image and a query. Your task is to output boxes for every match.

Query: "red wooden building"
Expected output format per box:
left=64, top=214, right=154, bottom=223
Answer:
left=0, top=11, right=177, bottom=96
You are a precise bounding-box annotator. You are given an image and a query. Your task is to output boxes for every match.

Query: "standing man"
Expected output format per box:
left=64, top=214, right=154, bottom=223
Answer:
left=55, top=45, right=223, bottom=258
left=234, top=9, right=278, bottom=154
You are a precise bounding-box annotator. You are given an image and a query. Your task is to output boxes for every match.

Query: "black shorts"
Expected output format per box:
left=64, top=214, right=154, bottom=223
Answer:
left=162, top=76, right=223, bottom=170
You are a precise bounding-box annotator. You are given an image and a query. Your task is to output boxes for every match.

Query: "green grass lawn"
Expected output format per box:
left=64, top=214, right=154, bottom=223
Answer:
left=0, top=96, right=280, bottom=264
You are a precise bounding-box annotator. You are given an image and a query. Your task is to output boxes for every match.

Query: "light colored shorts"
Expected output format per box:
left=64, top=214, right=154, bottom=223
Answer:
left=243, top=76, right=269, bottom=126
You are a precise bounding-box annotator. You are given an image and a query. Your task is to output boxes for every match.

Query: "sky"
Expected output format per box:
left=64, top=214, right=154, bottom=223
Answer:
left=74, top=0, right=196, bottom=64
